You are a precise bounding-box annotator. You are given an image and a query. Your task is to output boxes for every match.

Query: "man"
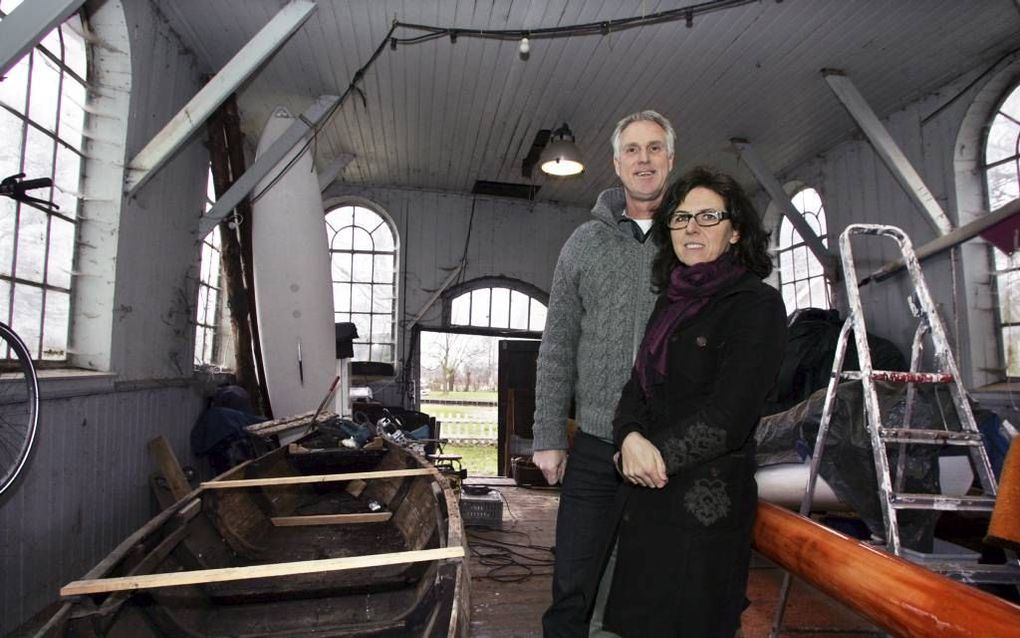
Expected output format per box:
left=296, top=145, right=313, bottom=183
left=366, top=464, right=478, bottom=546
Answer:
left=533, top=110, right=676, bottom=636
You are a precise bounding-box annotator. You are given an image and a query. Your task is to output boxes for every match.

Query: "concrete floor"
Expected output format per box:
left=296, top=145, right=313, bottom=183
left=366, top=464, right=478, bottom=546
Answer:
left=464, top=479, right=881, bottom=637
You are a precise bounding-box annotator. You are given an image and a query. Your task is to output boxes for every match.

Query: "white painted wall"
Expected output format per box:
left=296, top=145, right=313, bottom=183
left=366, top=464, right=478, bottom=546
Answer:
left=322, top=184, right=591, bottom=404
left=0, top=1, right=211, bottom=632
left=775, top=56, right=1020, bottom=389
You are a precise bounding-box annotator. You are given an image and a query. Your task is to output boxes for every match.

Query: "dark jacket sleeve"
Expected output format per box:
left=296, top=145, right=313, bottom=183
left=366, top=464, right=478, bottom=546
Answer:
left=649, top=288, right=787, bottom=475
left=612, top=367, right=651, bottom=449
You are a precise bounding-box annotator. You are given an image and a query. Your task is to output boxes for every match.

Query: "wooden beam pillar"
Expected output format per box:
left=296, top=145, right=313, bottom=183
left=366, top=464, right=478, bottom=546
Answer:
left=124, top=0, right=318, bottom=195
left=206, top=98, right=268, bottom=415
left=199, top=95, right=339, bottom=237
left=0, top=0, right=83, bottom=79
left=823, top=69, right=954, bottom=235
left=731, top=138, right=840, bottom=281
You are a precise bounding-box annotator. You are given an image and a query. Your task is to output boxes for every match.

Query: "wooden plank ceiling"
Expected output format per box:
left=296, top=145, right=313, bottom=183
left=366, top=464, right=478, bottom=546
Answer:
left=155, top=0, right=1020, bottom=206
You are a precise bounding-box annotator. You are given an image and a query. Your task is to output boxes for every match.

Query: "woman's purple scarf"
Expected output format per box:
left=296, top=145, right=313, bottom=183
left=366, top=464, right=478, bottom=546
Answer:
left=635, top=252, right=746, bottom=395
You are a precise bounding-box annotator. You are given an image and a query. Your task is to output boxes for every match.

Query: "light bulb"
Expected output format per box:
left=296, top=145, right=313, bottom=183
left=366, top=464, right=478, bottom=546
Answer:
left=519, top=37, right=530, bottom=55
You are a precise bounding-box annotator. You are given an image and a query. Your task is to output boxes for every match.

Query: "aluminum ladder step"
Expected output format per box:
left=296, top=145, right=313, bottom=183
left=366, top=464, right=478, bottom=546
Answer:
left=879, top=428, right=984, bottom=445
left=840, top=370, right=954, bottom=384
left=889, top=493, right=996, bottom=512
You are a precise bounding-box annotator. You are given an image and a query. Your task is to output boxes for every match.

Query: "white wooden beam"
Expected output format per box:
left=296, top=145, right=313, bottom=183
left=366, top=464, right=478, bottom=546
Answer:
left=862, top=197, right=1020, bottom=284
left=0, top=0, right=83, bottom=80
left=199, top=95, right=339, bottom=237
left=319, top=153, right=356, bottom=192
left=730, top=139, right=840, bottom=281
left=124, top=0, right=318, bottom=195
left=823, top=69, right=954, bottom=235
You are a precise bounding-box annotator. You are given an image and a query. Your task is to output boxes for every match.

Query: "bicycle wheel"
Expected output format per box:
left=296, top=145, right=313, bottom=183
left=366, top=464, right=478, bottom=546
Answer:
left=0, top=322, right=39, bottom=496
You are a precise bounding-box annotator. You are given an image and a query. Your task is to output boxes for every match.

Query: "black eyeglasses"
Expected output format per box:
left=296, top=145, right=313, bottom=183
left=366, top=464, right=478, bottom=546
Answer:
left=668, top=209, right=731, bottom=229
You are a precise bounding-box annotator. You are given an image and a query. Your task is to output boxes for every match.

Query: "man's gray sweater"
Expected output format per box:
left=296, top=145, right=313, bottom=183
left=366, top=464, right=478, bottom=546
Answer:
left=532, top=188, right=658, bottom=449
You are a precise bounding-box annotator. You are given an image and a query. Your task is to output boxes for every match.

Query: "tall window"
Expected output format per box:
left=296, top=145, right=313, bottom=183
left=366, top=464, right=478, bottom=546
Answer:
left=194, top=169, right=227, bottom=368
left=983, top=82, right=1020, bottom=377
left=449, top=284, right=547, bottom=331
left=325, top=203, right=397, bottom=363
left=0, top=3, right=87, bottom=361
left=776, top=187, right=831, bottom=312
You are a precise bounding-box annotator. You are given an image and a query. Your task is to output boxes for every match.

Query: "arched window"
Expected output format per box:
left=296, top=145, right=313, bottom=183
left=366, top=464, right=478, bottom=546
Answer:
left=982, top=82, right=1020, bottom=377
left=776, top=187, right=831, bottom=312
left=0, top=4, right=88, bottom=361
left=445, top=277, right=547, bottom=332
left=195, top=169, right=228, bottom=368
left=325, top=203, right=398, bottom=363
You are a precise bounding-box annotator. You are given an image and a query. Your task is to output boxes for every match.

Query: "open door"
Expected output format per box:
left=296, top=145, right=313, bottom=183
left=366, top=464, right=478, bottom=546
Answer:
left=496, top=340, right=539, bottom=477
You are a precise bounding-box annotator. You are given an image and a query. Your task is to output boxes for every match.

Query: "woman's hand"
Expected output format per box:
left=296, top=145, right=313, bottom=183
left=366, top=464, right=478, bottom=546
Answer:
left=620, top=432, right=668, bottom=488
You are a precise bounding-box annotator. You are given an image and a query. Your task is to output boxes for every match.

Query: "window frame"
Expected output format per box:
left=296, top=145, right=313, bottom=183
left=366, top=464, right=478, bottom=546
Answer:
left=324, top=199, right=399, bottom=365
left=980, top=81, right=1020, bottom=379
left=0, top=5, right=89, bottom=365
left=441, top=276, right=548, bottom=338
left=774, top=186, right=832, bottom=313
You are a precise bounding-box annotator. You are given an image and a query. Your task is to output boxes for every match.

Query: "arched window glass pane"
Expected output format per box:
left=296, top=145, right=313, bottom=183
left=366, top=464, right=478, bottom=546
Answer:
left=983, top=83, right=1020, bottom=377
left=325, top=203, right=398, bottom=364
left=0, top=6, right=87, bottom=361
left=776, top=187, right=831, bottom=312
left=449, top=283, right=547, bottom=332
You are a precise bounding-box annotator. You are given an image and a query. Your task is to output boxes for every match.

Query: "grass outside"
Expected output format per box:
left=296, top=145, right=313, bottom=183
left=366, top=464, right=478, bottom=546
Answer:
left=441, top=443, right=498, bottom=476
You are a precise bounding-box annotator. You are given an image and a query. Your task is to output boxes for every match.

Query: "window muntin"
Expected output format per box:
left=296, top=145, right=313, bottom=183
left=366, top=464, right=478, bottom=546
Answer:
left=0, top=3, right=87, bottom=361
left=195, top=170, right=226, bottom=368
left=776, top=187, right=831, bottom=313
left=325, top=204, right=397, bottom=363
left=450, top=286, right=547, bottom=332
left=983, top=83, right=1020, bottom=377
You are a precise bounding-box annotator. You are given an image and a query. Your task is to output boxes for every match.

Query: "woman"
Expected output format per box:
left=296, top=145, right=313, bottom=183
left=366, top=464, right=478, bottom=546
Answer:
left=603, top=167, right=787, bottom=636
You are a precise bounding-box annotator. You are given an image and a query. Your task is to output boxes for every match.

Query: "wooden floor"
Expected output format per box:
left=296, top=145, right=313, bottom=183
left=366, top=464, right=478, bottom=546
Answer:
left=463, top=478, right=880, bottom=638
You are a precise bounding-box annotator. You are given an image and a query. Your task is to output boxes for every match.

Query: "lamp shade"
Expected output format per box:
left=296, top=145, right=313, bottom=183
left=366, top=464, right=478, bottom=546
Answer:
left=540, top=124, right=584, bottom=176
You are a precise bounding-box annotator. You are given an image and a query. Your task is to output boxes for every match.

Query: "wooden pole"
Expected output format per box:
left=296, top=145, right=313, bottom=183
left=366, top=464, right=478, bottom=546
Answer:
left=753, top=501, right=1020, bottom=637
left=222, top=96, right=273, bottom=417
left=61, top=546, right=465, bottom=596
left=206, top=98, right=267, bottom=414
left=200, top=468, right=433, bottom=490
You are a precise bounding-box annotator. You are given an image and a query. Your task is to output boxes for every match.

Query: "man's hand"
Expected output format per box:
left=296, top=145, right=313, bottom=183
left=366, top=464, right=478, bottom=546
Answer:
left=620, top=432, right=667, bottom=488
left=533, top=449, right=567, bottom=485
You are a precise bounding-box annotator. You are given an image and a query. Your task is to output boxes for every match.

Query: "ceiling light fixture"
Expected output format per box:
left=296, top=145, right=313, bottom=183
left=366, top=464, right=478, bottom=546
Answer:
left=540, top=123, right=584, bottom=177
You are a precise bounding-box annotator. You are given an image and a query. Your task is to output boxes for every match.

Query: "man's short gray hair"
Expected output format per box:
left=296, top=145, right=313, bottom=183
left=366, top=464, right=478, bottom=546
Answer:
left=611, top=110, right=676, bottom=159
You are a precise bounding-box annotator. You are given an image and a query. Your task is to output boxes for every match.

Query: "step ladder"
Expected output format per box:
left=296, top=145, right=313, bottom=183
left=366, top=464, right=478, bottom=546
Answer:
left=770, top=224, right=1015, bottom=637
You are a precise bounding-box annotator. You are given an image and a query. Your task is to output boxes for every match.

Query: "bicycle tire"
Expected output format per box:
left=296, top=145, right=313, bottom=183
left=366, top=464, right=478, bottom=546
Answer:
left=0, top=322, right=39, bottom=497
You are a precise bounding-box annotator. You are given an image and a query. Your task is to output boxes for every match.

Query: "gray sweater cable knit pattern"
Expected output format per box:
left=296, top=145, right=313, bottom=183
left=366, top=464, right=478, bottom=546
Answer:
left=532, top=188, right=658, bottom=449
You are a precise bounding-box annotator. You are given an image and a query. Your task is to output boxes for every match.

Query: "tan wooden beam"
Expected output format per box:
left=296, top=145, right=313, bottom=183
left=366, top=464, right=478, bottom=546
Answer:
left=270, top=512, right=392, bottom=527
left=147, top=435, right=191, bottom=502
left=200, top=468, right=433, bottom=490
left=61, top=546, right=465, bottom=596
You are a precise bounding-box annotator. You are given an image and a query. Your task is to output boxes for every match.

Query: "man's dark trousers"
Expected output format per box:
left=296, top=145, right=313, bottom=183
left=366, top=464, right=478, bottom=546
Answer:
left=542, top=432, right=622, bottom=638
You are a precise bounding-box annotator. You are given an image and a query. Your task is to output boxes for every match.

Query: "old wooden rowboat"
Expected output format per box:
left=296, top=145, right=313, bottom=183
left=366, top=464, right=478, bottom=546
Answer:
left=40, top=436, right=469, bottom=637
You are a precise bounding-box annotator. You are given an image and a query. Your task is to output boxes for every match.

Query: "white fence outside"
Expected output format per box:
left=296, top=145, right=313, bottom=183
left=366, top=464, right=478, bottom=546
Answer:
left=438, top=416, right=498, bottom=442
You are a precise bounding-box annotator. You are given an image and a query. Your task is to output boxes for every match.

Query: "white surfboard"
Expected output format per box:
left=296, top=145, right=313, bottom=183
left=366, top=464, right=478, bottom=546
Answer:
left=252, top=106, right=335, bottom=420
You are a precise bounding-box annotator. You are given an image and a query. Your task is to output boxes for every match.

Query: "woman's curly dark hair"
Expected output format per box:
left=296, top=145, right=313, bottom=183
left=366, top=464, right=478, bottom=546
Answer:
left=650, top=166, right=773, bottom=291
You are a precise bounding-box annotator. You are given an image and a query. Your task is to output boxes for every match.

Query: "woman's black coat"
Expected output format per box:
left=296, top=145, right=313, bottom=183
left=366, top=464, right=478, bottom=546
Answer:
left=604, top=271, right=787, bottom=637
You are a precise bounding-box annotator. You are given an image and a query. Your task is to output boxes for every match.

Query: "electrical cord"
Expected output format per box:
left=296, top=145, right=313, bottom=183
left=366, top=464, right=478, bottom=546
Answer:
left=466, top=525, right=555, bottom=583
left=242, top=0, right=767, bottom=223
left=462, top=485, right=555, bottom=583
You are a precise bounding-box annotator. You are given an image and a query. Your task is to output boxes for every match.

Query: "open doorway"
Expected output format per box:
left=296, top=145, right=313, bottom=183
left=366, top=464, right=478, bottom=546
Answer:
left=419, top=330, right=539, bottom=477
